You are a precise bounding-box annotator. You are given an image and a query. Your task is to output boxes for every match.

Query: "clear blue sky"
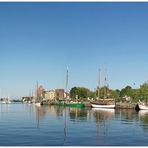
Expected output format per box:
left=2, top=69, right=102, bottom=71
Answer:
left=0, top=2, right=148, bottom=99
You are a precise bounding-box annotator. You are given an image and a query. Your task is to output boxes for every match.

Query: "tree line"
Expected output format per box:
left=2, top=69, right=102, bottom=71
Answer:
left=69, top=81, right=148, bottom=102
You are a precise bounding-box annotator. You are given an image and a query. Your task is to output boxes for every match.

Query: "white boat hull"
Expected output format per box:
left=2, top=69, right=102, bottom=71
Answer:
left=138, top=104, right=148, bottom=110
left=35, top=102, right=41, bottom=106
left=92, top=107, right=115, bottom=112
left=91, top=103, right=115, bottom=109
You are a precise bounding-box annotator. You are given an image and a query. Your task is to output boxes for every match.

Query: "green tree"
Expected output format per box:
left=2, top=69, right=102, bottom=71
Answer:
left=138, top=82, right=148, bottom=102
left=110, top=89, right=121, bottom=101
left=70, top=87, right=95, bottom=100
left=120, top=86, right=134, bottom=98
left=70, top=87, right=80, bottom=99
left=131, top=89, right=139, bottom=102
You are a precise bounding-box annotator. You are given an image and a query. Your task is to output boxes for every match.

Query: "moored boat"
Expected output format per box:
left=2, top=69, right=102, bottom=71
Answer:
left=65, top=101, right=85, bottom=108
left=91, top=103, right=115, bottom=108
left=35, top=102, right=41, bottom=106
left=91, top=99, right=115, bottom=108
left=138, top=104, right=148, bottom=110
left=61, top=66, right=85, bottom=108
left=91, top=67, right=115, bottom=109
left=57, top=100, right=85, bottom=108
left=0, top=97, right=11, bottom=104
left=34, top=81, right=42, bottom=106
left=57, top=100, right=63, bottom=106
left=138, top=100, right=148, bottom=110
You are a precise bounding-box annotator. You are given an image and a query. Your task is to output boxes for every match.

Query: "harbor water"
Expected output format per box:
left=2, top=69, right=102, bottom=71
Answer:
left=0, top=103, right=148, bottom=146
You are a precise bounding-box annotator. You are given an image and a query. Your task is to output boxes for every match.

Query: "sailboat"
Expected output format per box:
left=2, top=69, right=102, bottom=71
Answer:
left=35, top=81, right=41, bottom=106
left=91, top=67, right=115, bottom=109
left=64, top=67, right=85, bottom=108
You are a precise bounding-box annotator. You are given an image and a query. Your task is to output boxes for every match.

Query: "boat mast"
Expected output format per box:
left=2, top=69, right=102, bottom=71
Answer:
left=66, top=66, right=68, bottom=100
left=98, top=68, right=101, bottom=100
left=36, top=81, right=38, bottom=102
left=104, top=67, right=107, bottom=99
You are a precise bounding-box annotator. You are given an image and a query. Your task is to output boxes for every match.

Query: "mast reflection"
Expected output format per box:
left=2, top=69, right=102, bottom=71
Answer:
left=92, top=108, right=115, bottom=145
left=35, top=105, right=46, bottom=128
left=69, top=107, right=87, bottom=122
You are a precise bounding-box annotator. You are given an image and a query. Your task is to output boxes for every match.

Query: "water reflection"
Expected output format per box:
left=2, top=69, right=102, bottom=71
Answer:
left=27, top=105, right=148, bottom=141
left=33, top=105, right=116, bottom=125
left=92, top=108, right=115, bottom=122
left=115, top=109, right=139, bottom=122
left=92, top=108, right=115, bottom=145
left=138, top=110, right=148, bottom=132
left=1, top=104, right=148, bottom=145
left=139, top=110, right=148, bottom=118
left=56, top=106, right=65, bottom=117
left=69, top=108, right=88, bottom=122
left=35, top=105, right=46, bottom=128
left=33, top=105, right=90, bottom=122
left=0, top=104, right=10, bottom=113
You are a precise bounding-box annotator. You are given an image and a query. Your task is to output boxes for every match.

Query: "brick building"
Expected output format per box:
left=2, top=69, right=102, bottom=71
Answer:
left=55, top=89, right=64, bottom=100
left=37, top=85, right=45, bottom=98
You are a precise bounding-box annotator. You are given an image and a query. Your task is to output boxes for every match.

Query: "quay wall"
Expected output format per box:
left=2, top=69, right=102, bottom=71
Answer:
left=115, top=102, right=137, bottom=109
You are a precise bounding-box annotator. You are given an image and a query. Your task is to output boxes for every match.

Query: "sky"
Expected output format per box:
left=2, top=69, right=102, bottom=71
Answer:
left=0, top=2, right=148, bottom=99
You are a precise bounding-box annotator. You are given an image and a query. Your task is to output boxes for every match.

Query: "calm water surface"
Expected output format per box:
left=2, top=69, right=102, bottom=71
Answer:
left=0, top=103, right=148, bottom=146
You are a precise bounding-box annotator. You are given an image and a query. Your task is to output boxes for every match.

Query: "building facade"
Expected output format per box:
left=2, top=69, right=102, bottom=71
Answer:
left=55, top=89, right=65, bottom=100
left=37, top=85, right=45, bottom=98
left=44, top=90, right=56, bottom=100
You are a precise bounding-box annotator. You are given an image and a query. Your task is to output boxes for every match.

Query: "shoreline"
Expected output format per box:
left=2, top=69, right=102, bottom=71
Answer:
left=41, top=100, right=138, bottom=109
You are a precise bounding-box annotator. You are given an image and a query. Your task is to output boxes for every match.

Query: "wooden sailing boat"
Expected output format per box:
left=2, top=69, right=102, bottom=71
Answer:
left=91, top=67, right=115, bottom=109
